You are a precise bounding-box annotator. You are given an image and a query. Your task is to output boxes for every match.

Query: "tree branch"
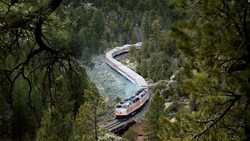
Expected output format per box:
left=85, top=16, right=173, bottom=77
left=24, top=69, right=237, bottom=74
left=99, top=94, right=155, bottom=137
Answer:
left=192, top=96, right=241, bottom=140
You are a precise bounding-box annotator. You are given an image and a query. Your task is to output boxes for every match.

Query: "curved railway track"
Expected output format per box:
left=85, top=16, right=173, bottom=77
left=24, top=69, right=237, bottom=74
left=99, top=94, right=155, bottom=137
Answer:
left=104, top=97, right=150, bottom=132
left=104, top=43, right=151, bottom=132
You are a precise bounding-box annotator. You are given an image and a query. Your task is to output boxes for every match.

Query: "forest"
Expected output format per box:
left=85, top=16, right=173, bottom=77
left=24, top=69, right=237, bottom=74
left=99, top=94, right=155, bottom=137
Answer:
left=0, top=0, right=249, bottom=141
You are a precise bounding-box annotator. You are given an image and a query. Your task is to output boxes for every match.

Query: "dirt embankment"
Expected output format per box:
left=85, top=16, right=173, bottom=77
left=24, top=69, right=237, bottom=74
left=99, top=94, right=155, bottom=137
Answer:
left=129, top=122, right=145, bottom=141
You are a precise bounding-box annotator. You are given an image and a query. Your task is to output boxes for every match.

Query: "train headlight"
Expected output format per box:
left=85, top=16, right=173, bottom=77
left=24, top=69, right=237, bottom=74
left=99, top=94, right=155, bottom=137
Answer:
left=123, top=110, right=127, bottom=115
left=116, top=109, right=127, bottom=115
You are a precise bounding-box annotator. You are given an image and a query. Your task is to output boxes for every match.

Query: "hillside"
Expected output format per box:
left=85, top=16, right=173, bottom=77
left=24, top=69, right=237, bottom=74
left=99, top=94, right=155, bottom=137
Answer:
left=0, top=0, right=250, bottom=140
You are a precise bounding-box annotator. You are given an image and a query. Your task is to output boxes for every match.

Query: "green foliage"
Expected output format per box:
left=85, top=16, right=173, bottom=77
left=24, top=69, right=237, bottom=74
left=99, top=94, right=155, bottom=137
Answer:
left=3, top=0, right=249, bottom=140
left=144, top=91, right=165, bottom=141
left=36, top=107, right=73, bottom=141
left=122, top=18, right=131, bottom=32
left=129, top=45, right=137, bottom=62
left=165, top=101, right=184, bottom=117
left=164, top=0, right=250, bottom=140
left=74, top=83, right=105, bottom=141
left=89, top=9, right=106, bottom=53
left=1, top=0, right=179, bottom=139
left=0, top=1, right=90, bottom=140
left=12, top=79, right=37, bottom=139
left=122, top=129, right=138, bottom=141
left=90, top=9, right=105, bottom=39
left=133, top=20, right=178, bottom=82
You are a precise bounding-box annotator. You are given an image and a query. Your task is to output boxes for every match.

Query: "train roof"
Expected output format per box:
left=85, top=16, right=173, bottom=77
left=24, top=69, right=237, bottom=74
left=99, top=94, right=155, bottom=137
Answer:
left=106, top=42, right=148, bottom=89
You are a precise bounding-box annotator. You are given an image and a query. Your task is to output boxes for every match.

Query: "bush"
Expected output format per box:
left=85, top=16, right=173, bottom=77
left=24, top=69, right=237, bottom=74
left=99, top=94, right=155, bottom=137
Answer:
left=122, top=129, right=137, bottom=141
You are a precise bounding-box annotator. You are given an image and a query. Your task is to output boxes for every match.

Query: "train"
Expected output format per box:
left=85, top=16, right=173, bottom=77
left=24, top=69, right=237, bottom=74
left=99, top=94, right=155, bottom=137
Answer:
left=105, top=42, right=149, bottom=119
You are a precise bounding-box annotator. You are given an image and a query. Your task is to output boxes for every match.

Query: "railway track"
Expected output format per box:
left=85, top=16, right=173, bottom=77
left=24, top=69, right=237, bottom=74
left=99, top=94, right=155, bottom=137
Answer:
left=104, top=43, right=151, bottom=133
left=104, top=93, right=151, bottom=132
left=104, top=118, right=135, bottom=132
left=105, top=120, right=122, bottom=130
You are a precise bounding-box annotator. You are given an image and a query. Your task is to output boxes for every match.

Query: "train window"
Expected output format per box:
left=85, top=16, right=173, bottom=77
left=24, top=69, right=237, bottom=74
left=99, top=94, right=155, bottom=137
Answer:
left=123, top=99, right=129, bottom=102
left=135, top=98, right=140, bottom=101
left=116, top=105, right=122, bottom=108
left=139, top=89, right=143, bottom=93
left=135, top=89, right=143, bottom=95
left=121, top=104, right=128, bottom=109
left=129, top=96, right=135, bottom=101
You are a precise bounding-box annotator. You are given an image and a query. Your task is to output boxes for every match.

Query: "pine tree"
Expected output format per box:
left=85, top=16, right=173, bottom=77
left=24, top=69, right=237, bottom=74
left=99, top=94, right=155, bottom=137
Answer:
left=164, top=0, right=250, bottom=140
left=122, top=128, right=138, bottom=141
left=144, top=91, right=165, bottom=141
left=36, top=107, right=73, bottom=141
left=129, top=45, right=137, bottom=62
left=75, top=83, right=105, bottom=141
left=90, top=9, right=105, bottom=53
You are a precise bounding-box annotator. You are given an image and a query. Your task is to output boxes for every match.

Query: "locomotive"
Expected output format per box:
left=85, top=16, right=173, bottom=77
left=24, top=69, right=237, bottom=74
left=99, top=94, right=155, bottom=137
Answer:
left=115, top=88, right=149, bottom=118
left=105, top=42, right=149, bottom=119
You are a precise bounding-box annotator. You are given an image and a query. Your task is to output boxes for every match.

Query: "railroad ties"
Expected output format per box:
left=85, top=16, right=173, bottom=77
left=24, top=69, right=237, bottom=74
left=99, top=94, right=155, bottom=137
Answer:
left=104, top=119, right=135, bottom=133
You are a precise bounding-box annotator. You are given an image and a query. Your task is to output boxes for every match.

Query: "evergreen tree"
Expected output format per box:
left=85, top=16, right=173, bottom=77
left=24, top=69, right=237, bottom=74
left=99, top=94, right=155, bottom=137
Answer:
left=74, top=83, right=105, bottom=141
left=90, top=9, right=105, bottom=53
left=163, top=0, right=250, bottom=140
left=11, top=79, right=37, bottom=140
left=36, top=107, right=73, bottom=141
left=0, top=1, right=91, bottom=139
left=134, top=20, right=176, bottom=82
left=129, top=45, right=137, bottom=62
left=122, top=129, right=138, bottom=141
left=144, top=91, right=165, bottom=141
